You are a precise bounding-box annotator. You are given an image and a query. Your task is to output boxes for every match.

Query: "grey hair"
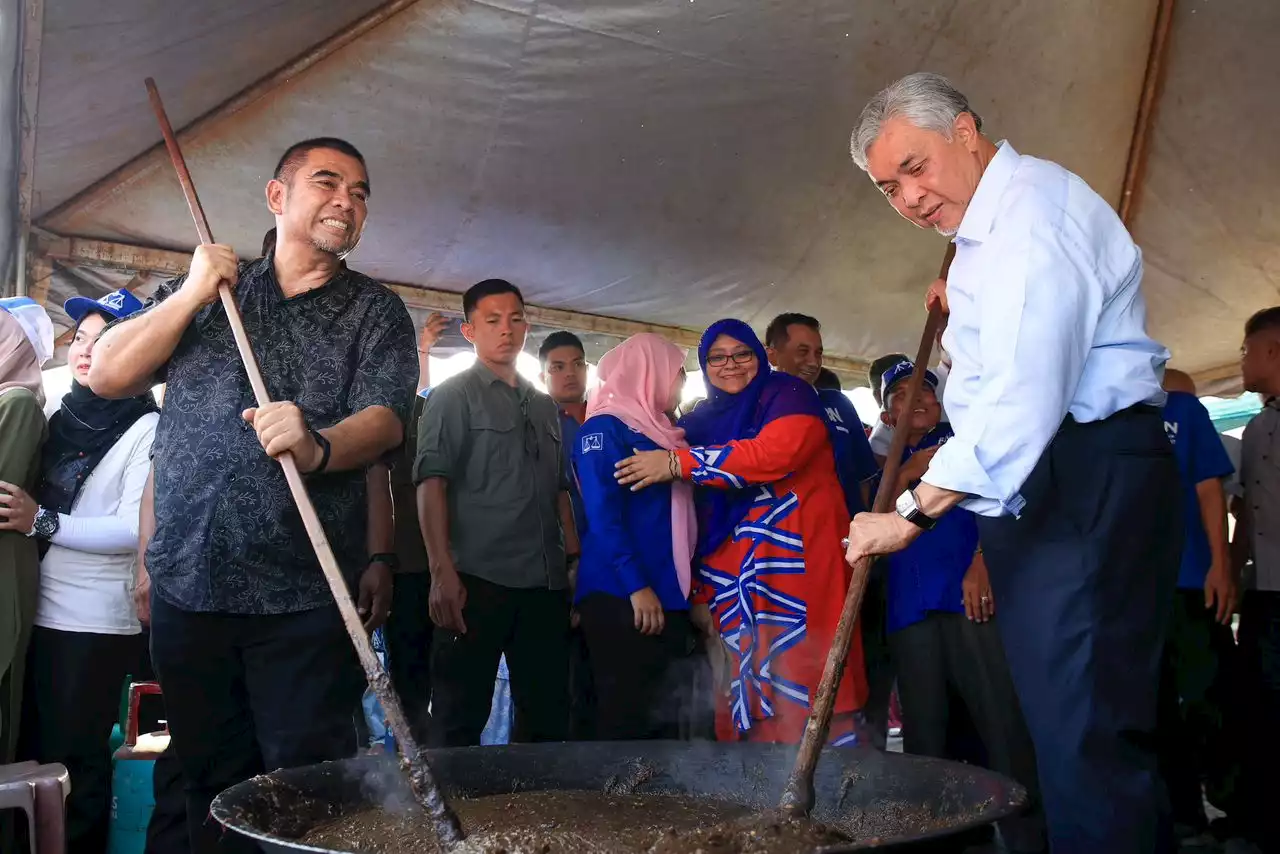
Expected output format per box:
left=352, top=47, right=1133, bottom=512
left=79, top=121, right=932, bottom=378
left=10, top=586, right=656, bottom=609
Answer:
left=850, top=72, right=983, bottom=171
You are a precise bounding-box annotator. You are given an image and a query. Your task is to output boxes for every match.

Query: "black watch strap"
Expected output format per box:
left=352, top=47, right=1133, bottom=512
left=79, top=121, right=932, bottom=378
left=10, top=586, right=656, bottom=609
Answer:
left=307, top=426, right=332, bottom=474
left=368, top=552, right=400, bottom=571
left=901, top=506, right=937, bottom=531
left=895, top=489, right=938, bottom=531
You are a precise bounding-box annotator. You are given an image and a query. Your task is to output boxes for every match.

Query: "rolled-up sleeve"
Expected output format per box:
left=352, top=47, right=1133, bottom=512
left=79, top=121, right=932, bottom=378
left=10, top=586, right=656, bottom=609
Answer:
left=414, top=384, right=468, bottom=483
left=923, top=221, right=1103, bottom=517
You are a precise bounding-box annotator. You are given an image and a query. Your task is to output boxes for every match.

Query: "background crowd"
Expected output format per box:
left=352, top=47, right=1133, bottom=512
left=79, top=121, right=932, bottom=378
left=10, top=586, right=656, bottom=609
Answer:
left=0, top=128, right=1277, bottom=854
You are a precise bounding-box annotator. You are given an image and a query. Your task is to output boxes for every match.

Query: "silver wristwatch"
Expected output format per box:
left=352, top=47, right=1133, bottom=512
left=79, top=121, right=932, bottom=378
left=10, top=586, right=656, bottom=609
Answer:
left=894, top=489, right=938, bottom=531
left=29, top=507, right=59, bottom=540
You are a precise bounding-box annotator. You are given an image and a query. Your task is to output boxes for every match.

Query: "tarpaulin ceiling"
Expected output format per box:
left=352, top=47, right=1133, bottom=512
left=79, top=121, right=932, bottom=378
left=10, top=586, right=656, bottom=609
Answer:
left=21, top=0, right=1280, bottom=392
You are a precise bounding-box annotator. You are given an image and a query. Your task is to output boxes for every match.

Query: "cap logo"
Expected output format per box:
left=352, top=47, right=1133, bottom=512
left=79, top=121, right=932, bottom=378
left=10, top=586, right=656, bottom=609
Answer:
left=102, top=291, right=127, bottom=310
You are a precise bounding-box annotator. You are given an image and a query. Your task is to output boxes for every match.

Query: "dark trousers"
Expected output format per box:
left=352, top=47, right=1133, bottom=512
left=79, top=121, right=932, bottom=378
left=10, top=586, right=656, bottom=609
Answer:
left=568, top=625, right=598, bottom=740
left=149, top=595, right=363, bottom=854
left=384, top=572, right=433, bottom=746
left=18, top=626, right=145, bottom=854
left=977, top=408, right=1181, bottom=854
left=1235, top=589, right=1280, bottom=848
left=129, top=632, right=190, bottom=854
left=578, top=593, right=692, bottom=741
left=890, top=613, right=1045, bottom=852
left=145, top=746, right=190, bottom=854
left=859, top=571, right=894, bottom=750
left=429, top=573, right=570, bottom=747
left=1156, top=588, right=1242, bottom=829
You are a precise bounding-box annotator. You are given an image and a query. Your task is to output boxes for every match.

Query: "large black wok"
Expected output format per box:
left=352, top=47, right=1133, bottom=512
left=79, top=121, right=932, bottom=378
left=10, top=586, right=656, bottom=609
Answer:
left=212, top=741, right=1027, bottom=853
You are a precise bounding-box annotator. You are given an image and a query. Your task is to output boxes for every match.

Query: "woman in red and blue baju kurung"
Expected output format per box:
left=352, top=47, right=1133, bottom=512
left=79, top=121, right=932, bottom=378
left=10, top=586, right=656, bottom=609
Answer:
left=619, top=319, right=869, bottom=744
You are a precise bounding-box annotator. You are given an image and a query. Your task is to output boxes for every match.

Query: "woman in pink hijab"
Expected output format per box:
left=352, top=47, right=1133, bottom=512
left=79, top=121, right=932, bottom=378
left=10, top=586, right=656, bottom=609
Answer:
left=572, top=333, right=696, bottom=740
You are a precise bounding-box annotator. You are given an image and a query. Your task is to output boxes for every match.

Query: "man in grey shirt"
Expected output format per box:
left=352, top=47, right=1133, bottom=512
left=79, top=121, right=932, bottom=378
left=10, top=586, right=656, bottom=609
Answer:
left=1233, top=306, right=1280, bottom=849
left=415, top=279, right=578, bottom=747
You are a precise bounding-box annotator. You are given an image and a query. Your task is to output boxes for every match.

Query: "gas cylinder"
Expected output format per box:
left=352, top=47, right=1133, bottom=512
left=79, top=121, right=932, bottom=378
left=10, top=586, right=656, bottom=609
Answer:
left=107, top=682, right=167, bottom=854
left=108, top=674, right=133, bottom=756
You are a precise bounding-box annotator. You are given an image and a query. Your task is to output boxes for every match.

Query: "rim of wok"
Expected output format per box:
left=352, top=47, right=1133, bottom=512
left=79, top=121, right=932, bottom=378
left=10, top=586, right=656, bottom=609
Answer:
left=211, top=741, right=1029, bottom=853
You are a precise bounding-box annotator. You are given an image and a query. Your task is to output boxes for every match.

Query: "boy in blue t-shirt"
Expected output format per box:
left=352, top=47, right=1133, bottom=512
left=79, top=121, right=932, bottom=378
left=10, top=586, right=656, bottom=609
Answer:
left=1157, top=373, right=1241, bottom=834
left=876, top=360, right=1045, bottom=851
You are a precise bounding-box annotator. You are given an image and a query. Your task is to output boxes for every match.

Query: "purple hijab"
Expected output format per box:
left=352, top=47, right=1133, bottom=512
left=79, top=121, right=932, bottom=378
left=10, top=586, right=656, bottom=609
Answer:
left=679, top=319, right=823, bottom=554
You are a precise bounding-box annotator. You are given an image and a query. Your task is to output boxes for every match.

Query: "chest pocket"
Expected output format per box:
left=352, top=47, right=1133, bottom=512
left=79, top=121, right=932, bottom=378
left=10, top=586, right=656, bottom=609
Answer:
left=465, top=408, right=520, bottom=489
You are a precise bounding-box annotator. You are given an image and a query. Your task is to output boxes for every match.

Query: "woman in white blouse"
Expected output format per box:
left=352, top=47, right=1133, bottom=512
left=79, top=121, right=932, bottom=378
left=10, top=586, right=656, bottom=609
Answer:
left=0, top=289, right=157, bottom=854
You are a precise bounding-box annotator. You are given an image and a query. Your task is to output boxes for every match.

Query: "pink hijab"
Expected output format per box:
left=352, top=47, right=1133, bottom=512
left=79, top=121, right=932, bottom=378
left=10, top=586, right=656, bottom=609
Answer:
left=0, top=310, right=44, bottom=407
left=587, top=333, right=696, bottom=598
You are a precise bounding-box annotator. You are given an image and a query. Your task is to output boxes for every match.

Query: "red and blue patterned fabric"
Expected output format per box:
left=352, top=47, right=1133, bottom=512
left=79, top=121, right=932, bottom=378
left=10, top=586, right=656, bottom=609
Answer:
left=678, top=319, right=868, bottom=743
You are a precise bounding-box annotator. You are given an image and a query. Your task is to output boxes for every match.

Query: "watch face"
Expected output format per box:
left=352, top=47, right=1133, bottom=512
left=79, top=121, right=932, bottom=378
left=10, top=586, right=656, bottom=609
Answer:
left=33, top=510, right=58, bottom=539
left=895, top=490, right=916, bottom=517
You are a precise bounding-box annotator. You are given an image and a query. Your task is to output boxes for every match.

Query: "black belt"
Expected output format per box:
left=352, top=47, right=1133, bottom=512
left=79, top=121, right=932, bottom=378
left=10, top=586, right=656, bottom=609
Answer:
left=1059, top=402, right=1161, bottom=434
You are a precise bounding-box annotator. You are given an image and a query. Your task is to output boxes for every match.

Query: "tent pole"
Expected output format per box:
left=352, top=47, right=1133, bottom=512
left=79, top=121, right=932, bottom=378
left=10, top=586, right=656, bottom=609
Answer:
left=1119, top=0, right=1176, bottom=226
left=14, top=0, right=45, bottom=297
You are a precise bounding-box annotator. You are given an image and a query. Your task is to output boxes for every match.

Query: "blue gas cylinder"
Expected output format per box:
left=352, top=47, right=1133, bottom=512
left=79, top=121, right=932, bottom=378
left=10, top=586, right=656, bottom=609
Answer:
left=107, top=682, right=166, bottom=854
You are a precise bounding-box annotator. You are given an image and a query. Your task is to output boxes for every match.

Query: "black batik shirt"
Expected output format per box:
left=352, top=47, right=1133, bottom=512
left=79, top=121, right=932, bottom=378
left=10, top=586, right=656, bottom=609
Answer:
left=139, top=256, right=418, bottom=615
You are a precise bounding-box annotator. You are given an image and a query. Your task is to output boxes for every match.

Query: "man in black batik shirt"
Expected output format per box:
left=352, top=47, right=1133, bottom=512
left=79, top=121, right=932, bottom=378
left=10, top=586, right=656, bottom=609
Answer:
left=91, top=138, right=417, bottom=854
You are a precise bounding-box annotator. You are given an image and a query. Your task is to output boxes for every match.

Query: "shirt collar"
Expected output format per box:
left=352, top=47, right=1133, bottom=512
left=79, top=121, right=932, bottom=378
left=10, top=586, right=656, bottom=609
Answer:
left=955, top=140, right=1019, bottom=244
left=471, top=358, right=531, bottom=394
left=257, top=251, right=353, bottom=303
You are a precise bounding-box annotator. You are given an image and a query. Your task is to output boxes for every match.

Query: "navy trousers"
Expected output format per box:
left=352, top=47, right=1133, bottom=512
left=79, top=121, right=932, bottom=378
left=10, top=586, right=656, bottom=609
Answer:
left=977, top=407, right=1181, bottom=854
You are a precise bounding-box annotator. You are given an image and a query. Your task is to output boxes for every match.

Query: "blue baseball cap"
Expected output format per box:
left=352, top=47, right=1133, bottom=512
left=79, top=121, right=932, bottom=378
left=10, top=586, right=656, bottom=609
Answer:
left=880, top=360, right=938, bottom=410
left=63, top=289, right=145, bottom=324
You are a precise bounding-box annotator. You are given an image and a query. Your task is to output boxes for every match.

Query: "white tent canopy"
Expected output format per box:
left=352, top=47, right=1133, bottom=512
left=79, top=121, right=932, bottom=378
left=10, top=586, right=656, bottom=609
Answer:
left=6, top=0, right=1278, bottom=393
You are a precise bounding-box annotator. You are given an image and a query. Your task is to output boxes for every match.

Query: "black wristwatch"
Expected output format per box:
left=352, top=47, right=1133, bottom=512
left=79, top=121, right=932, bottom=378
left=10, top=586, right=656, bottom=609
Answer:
left=29, top=507, right=60, bottom=540
left=367, top=552, right=400, bottom=571
left=894, top=489, right=938, bottom=531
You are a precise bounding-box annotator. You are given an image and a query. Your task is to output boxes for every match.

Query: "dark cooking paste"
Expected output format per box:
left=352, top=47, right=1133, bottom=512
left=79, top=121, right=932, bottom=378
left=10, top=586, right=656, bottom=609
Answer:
left=297, top=790, right=853, bottom=854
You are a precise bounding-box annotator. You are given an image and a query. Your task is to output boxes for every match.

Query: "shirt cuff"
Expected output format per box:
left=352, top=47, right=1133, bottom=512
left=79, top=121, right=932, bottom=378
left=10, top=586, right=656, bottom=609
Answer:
left=616, top=559, right=649, bottom=597
left=922, top=437, right=1026, bottom=518
left=677, top=448, right=696, bottom=480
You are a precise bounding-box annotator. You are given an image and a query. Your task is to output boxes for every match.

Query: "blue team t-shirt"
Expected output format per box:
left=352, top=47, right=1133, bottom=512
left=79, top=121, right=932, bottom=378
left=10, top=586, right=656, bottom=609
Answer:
left=817, top=388, right=880, bottom=517
left=559, top=409, right=588, bottom=541
left=571, top=415, right=689, bottom=611
left=1162, top=391, right=1234, bottom=590
left=882, top=423, right=980, bottom=633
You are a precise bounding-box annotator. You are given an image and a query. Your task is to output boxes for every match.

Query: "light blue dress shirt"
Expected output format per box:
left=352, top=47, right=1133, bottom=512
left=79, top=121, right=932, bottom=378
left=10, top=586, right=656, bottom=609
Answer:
left=922, top=142, right=1169, bottom=518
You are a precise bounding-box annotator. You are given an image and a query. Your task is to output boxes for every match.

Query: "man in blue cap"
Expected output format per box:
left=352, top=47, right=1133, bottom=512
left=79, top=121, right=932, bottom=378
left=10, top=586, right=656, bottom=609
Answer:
left=876, top=359, right=1045, bottom=852
left=846, top=73, right=1179, bottom=852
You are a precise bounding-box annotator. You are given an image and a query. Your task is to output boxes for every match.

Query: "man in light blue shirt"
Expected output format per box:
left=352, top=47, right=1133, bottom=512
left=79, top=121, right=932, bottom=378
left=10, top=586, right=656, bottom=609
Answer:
left=845, top=73, right=1181, bottom=853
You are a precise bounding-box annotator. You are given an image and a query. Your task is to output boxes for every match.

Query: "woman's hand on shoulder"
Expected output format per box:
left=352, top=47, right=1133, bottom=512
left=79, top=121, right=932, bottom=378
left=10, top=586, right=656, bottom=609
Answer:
left=0, top=481, right=37, bottom=535
left=615, top=449, right=678, bottom=491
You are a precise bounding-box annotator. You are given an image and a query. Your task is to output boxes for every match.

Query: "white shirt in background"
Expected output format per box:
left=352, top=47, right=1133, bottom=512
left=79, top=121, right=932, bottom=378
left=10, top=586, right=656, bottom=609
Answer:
left=35, top=412, right=158, bottom=635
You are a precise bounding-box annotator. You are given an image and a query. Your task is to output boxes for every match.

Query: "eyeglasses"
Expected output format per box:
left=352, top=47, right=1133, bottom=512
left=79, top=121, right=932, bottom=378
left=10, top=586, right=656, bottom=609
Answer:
left=706, top=350, right=756, bottom=368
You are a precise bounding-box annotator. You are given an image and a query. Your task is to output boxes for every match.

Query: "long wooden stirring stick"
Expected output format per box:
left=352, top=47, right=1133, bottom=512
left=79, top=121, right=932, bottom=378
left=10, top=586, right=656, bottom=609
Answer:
left=143, top=78, right=465, bottom=846
left=780, top=244, right=956, bottom=815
